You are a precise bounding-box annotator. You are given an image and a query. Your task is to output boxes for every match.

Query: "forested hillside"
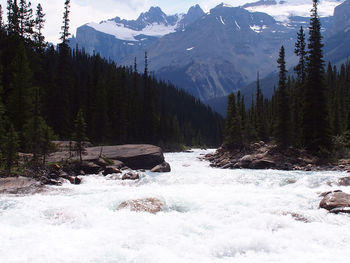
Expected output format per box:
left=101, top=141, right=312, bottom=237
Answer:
left=0, top=0, right=223, bottom=167
left=224, top=0, right=350, bottom=156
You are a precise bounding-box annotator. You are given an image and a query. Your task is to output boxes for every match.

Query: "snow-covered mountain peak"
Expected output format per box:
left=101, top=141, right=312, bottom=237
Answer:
left=85, top=5, right=205, bottom=42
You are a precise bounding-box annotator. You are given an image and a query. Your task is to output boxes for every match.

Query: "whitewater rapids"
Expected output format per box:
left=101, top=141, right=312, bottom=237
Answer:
left=1, top=149, right=350, bottom=263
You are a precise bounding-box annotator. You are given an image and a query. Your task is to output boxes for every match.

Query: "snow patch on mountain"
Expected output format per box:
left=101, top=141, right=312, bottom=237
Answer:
left=87, top=20, right=178, bottom=42
left=244, top=0, right=344, bottom=22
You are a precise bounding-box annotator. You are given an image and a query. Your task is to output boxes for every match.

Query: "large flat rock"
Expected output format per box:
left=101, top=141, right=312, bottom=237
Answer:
left=46, top=144, right=165, bottom=170
left=87, top=145, right=164, bottom=170
left=0, top=177, right=44, bottom=195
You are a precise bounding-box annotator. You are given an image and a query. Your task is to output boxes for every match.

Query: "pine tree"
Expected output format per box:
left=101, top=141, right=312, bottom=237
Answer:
left=225, top=93, right=242, bottom=148
left=19, top=0, right=34, bottom=39
left=7, top=0, right=20, bottom=35
left=60, top=0, right=70, bottom=43
left=294, top=26, right=307, bottom=83
left=255, top=72, right=265, bottom=141
left=3, top=124, right=19, bottom=174
left=74, top=109, right=87, bottom=163
left=302, top=0, right=332, bottom=154
left=34, top=3, right=45, bottom=51
left=275, top=46, right=290, bottom=148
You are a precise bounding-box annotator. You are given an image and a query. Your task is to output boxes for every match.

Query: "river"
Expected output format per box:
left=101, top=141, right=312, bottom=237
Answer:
left=1, top=149, right=350, bottom=263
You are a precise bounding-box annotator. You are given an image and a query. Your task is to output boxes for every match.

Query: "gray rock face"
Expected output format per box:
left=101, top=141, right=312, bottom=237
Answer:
left=87, top=144, right=164, bottom=170
left=0, top=177, right=43, bottom=195
left=319, top=191, right=350, bottom=211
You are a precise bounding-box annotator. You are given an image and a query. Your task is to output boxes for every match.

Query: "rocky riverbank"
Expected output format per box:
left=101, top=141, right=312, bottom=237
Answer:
left=204, top=141, right=350, bottom=172
left=0, top=144, right=171, bottom=195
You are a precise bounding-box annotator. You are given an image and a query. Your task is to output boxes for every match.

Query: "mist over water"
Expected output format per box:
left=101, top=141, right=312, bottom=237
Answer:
left=1, top=149, right=350, bottom=263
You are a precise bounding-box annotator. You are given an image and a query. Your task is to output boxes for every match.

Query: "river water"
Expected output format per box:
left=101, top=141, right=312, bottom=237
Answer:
left=1, top=149, right=350, bottom=263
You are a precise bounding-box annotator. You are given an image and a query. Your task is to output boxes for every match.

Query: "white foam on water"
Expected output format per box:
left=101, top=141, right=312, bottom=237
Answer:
left=1, top=149, right=350, bottom=262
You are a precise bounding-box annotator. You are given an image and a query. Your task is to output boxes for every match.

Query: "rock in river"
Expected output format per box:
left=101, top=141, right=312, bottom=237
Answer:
left=117, top=198, right=165, bottom=213
left=0, top=177, right=44, bottom=194
left=151, top=161, right=171, bottom=173
left=319, top=190, right=350, bottom=211
left=86, top=144, right=164, bottom=170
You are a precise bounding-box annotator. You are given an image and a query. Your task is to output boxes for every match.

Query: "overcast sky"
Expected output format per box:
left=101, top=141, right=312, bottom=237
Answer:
left=0, top=0, right=253, bottom=43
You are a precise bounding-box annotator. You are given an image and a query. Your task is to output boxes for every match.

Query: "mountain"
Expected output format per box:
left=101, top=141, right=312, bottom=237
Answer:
left=71, top=1, right=346, bottom=103
left=70, top=5, right=204, bottom=62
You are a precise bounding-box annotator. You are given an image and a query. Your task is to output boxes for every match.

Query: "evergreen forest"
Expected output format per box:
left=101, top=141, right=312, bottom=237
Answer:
left=0, top=0, right=224, bottom=169
left=224, top=0, right=350, bottom=157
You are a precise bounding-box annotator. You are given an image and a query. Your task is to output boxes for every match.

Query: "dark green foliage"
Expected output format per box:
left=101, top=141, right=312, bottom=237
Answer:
left=225, top=93, right=242, bottom=149
left=3, top=124, right=19, bottom=173
left=255, top=72, right=266, bottom=141
left=6, top=42, right=34, bottom=140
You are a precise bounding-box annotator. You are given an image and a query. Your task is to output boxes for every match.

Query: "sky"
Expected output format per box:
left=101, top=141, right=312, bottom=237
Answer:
left=0, top=0, right=341, bottom=43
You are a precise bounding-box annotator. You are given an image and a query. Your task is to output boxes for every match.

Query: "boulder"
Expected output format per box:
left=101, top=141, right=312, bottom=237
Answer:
left=80, top=162, right=102, bottom=174
left=117, top=198, right=164, bottom=213
left=102, top=166, right=121, bottom=176
left=150, top=162, right=171, bottom=173
left=319, top=191, right=350, bottom=211
left=338, top=176, right=350, bottom=186
left=86, top=144, right=164, bottom=169
left=251, top=159, right=276, bottom=169
left=0, top=177, right=44, bottom=194
left=121, top=172, right=139, bottom=180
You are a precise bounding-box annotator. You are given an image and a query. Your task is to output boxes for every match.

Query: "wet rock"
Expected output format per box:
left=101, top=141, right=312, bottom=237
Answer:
left=151, top=162, right=171, bottom=173
left=121, top=172, right=139, bottom=180
left=338, top=176, right=350, bottom=186
left=251, top=159, right=276, bottom=169
left=102, top=166, right=121, bottom=176
left=319, top=191, right=350, bottom=210
left=0, top=177, right=44, bottom=194
left=329, top=207, right=350, bottom=214
left=117, top=198, right=164, bottom=213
